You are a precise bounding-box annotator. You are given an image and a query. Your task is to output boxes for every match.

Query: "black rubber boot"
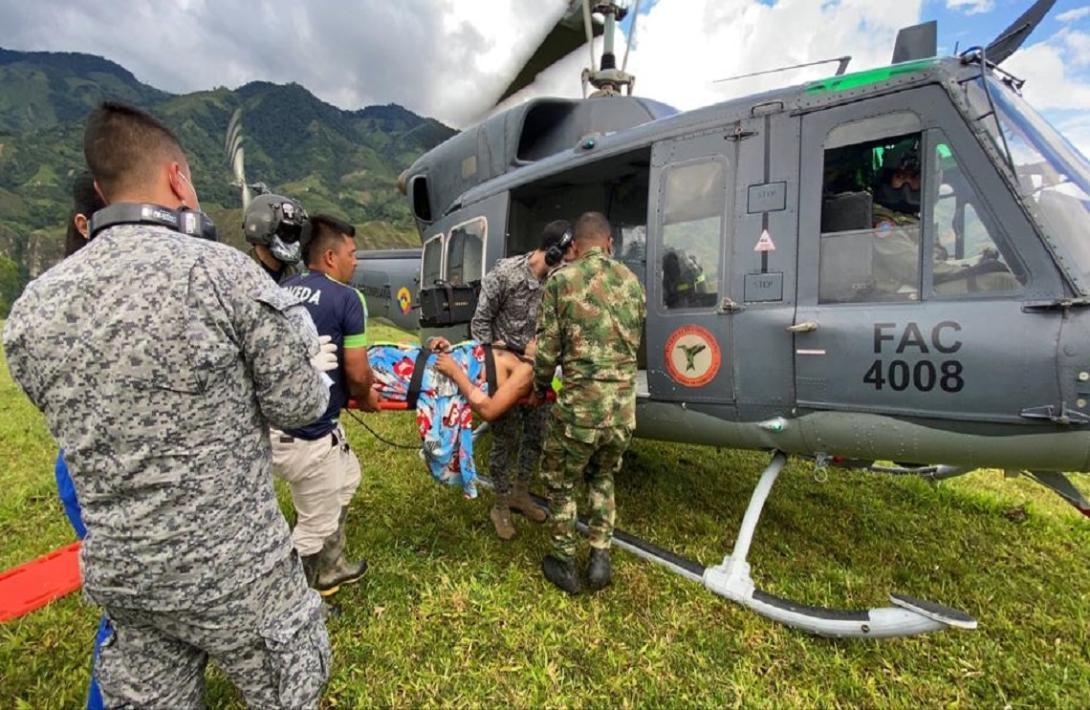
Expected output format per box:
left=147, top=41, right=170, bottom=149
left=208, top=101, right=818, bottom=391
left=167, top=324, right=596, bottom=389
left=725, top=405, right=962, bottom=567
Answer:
left=301, top=552, right=320, bottom=588
left=586, top=547, right=612, bottom=591
left=313, top=508, right=367, bottom=596
left=542, top=555, right=582, bottom=595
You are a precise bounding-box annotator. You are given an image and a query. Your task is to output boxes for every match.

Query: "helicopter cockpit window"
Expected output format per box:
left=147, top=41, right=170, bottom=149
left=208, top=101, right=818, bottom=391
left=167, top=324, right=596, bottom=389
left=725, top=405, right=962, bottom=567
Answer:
left=929, top=135, right=1023, bottom=295
left=661, top=160, right=724, bottom=310
left=445, top=217, right=486, bottom=286
left=819, top=132, right=923, bottom=303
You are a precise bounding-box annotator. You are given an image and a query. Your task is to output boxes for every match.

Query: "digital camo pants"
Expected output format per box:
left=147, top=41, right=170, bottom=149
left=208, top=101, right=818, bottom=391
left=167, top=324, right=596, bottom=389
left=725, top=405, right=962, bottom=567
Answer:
left=488, top=404, right=548, bottom=495
left=95, top=553, right=330, bottom=709
left=539, top=414, right=633, bottom=562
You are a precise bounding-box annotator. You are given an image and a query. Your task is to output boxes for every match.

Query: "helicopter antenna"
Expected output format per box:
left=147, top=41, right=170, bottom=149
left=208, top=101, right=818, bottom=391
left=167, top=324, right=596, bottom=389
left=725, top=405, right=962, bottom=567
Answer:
left=713, top=56, right=852, bottom=84
left=580, top=1, right=636, bottom=97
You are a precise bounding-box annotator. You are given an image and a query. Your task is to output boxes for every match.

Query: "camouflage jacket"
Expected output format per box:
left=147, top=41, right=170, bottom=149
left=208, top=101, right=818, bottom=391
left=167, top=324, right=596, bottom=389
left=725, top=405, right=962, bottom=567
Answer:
left=533, top=247, right=645, bottom=430
left=470, top=252, right=542, bottom=352
left=2, top=225, right=329, bottom=611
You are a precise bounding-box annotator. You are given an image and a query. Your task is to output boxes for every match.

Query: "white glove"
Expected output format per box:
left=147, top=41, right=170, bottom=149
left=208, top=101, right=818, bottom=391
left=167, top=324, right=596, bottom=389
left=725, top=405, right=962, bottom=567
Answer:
left=310, top=335, right=338, bottom=373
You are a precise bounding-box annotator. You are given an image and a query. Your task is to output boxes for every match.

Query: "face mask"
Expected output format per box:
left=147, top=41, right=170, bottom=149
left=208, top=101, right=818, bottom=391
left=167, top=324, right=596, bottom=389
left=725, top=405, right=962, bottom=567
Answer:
left=876, top=182, right=920, bottom=214
left=269, top=236, right=302, bottom=264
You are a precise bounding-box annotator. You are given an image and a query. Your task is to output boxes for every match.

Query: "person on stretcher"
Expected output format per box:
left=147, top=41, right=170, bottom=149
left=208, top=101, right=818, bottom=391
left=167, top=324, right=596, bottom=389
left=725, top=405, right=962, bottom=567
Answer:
left=363, top=337, right=536, bottom=498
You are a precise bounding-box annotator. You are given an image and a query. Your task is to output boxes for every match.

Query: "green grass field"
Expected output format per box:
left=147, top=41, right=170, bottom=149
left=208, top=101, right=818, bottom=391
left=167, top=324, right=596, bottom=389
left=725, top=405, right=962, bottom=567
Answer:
left=2, top=321, right=1089, bottom=707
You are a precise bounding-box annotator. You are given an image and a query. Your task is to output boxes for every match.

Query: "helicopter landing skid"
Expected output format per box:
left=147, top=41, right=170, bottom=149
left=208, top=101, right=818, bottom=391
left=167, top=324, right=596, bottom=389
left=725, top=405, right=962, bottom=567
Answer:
left=475, top=450, right=976, bottom=639
left=1025, top=471, right=1090, bottom=518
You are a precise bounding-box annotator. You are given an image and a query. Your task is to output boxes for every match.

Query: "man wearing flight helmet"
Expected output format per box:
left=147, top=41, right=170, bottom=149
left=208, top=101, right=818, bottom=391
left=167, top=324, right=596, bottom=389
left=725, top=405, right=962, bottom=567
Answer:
left=245, top=192, right=308, bottom=283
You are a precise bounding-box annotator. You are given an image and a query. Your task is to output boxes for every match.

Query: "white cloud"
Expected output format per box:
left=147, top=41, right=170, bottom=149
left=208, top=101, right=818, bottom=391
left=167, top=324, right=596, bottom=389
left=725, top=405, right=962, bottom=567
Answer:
left=1057, top=6, right=1090, bottom=23
left=946, top=0, right=995, bottom=15
left=0, top=0, right=926, bottom=128
left=1005, top=32, right=1090, bottom=110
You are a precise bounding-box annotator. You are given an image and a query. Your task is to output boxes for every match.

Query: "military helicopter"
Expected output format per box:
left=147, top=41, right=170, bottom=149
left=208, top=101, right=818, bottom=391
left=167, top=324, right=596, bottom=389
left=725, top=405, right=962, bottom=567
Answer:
left=353, top=0, right=1090, bottom=639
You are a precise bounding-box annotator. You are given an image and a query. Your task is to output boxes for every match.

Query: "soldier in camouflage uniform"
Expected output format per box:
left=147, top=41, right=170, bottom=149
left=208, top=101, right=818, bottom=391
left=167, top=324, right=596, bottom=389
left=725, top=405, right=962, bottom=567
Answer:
left=470, top=219, right=572, bottom=539
left=532, top=211, right=646, bottom=594
left=2, top=102, right=333, bottom=708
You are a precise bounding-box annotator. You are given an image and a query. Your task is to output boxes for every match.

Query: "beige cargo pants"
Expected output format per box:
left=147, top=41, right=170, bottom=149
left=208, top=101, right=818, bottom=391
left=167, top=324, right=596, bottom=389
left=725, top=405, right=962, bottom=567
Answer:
left=271, top=423, right=362, bottom=556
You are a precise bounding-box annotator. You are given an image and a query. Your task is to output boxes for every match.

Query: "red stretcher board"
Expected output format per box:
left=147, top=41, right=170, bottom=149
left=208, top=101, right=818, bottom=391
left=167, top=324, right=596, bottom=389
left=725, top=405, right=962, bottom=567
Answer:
left=0, top=542, right=83, bottom=623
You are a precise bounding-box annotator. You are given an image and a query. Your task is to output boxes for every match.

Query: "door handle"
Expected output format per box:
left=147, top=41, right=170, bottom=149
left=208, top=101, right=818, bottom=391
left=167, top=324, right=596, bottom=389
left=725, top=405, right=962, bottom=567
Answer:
left=786, top=321, right=818, bottom=333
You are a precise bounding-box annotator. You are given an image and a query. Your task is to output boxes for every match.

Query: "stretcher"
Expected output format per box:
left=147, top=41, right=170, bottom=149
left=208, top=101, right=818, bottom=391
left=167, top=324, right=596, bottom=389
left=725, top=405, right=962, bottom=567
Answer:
left=0, top=541, right=82, bottom=623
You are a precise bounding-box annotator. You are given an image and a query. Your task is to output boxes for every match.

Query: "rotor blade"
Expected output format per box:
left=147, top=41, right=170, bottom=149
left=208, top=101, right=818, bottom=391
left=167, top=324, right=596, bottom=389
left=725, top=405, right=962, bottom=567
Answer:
left=984, top=0, right=1056, bottom=64
left=622, top=0, right=641, bottom=74
left=493, top=0, right=604, bottom=106
left=225, top=109, right=242, bottom=154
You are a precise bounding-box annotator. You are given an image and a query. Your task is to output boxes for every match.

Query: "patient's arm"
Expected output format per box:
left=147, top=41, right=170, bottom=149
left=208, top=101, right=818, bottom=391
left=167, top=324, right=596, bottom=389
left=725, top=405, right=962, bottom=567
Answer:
left=434, top=354, right=532, bottom=422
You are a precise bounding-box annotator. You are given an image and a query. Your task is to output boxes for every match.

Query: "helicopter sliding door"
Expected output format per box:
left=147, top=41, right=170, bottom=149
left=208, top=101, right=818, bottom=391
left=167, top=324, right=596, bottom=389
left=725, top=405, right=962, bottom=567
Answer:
left=794, top=86, right=1065, bottom=424
left=417, top=191, right=509, bottom=343
left=646, top=130, right=735, bottom=404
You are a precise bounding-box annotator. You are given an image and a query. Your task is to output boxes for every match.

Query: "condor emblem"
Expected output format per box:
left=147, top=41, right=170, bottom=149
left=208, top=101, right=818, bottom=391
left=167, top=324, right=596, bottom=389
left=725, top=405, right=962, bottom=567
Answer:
left=665, top=325, right=721, bottom=387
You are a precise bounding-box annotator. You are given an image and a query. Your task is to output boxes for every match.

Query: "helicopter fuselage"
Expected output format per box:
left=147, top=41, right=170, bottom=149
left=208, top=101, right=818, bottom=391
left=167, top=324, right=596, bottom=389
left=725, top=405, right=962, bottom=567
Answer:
left=400, top=57, right=1090, bottom=474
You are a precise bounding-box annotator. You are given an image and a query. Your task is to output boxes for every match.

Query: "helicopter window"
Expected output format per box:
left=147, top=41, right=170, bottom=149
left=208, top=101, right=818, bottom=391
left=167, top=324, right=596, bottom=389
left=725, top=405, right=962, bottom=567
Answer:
left=421, top=234, right=443, bottom=287
left=819, top=132, right=923, bottom=304
left=929, top=136, right=1023, bottom=296
left=661, top=160, right=724, bottom=310
left=411, top=176, right=432, bottom=222
left=446, top=217, right=486, bottom=286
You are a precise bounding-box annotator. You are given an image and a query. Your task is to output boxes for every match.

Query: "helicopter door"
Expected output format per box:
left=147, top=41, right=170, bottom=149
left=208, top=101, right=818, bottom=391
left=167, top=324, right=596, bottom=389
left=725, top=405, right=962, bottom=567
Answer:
left=417, top=191, right=508, bottom=341
left=646, top=131, right=735, bottom=404
left=794, top=87, right=1064, bottom=423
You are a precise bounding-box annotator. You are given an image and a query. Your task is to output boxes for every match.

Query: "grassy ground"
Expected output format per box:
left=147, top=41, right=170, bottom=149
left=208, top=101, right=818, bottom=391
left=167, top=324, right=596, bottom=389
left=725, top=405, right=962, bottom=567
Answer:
left=2, top=321, right=1089, bottom=707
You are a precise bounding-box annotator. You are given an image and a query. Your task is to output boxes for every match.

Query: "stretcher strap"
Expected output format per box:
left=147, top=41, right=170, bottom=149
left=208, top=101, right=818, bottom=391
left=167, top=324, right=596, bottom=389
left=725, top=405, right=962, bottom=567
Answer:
left=404, top=346, right=432, bottom=410
left=482, top=343, right=498, bottom=396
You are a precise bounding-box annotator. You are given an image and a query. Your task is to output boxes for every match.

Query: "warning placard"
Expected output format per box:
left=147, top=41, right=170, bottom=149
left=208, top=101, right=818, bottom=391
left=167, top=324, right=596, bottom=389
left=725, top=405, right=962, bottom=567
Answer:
left=754, top=229, right=776, bottom=252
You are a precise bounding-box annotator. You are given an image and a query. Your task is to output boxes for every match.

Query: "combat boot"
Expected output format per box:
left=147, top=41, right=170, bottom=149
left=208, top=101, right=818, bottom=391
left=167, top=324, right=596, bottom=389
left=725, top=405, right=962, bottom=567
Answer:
left=508, top=480, right=547, bottom=523
left=490, top=493, right=517, bottom=540
left=586, top=547, right=612, bottom=591
left=313, top=507, right=367, bottom=596
left=301, top=552, right=321, bottom=588
left=542, top=555, right=582, bottom=595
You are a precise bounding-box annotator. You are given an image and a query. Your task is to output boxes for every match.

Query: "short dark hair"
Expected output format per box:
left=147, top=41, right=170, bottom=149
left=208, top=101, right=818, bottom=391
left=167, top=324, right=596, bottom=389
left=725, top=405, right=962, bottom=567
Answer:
left=305, top=213, right=356, bottom=265
left=64, top=171, right=105, bottom=257
left=83, top=101, right=186, bottom=199
left=539, top=219, right=572, bottom=252
left=573, top=211, right=611, bottom=245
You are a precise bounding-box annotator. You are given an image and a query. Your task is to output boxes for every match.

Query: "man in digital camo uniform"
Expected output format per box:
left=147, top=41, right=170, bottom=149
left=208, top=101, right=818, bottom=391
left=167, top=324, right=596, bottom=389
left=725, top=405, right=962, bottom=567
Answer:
left=470, top=219, right=572, bottom=539
left=532, top=211, right=646, bottom=594
left=2, top=102, right=334, bottom=708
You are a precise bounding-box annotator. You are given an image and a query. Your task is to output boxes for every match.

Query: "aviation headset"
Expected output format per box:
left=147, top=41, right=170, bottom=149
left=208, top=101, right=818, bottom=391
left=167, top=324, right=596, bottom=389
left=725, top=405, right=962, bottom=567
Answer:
left=545, top=226, right=574, bottom=267
left=89, top=203, right=218, bottom=241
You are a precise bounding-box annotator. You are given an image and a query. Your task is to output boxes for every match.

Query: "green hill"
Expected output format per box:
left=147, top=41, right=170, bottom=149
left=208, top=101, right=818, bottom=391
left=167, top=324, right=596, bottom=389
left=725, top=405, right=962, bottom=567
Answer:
left=0, top=47, right=455, bottom=313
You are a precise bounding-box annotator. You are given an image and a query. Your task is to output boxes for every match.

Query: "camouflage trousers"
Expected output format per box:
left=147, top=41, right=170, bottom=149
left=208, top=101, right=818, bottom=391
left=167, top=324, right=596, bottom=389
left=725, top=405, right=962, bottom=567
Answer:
left=489, top=404, right=549, bottom=495
left=540, top=414, right=633, bottom=562
left=95, top=552, right=330, bottom=709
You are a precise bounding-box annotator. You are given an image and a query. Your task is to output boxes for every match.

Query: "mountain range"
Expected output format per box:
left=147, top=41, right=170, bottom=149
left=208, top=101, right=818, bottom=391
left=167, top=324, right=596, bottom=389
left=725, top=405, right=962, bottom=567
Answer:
left=0, top=47, right=457, bottom=314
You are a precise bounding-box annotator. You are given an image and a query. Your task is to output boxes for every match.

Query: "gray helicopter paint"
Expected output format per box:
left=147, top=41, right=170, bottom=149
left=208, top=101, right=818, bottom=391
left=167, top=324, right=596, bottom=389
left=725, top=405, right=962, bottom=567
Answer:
left=794, top=85, right=1068, bottom=426
left=397, top=56, right=1090, bottom=473
left=645, top=128, right=736, bottom=406
left=350, top=248, right=421, bottom=333
left=408, top=95, right=674, bottom=234
left=634, top=401, right=1090, bottom=472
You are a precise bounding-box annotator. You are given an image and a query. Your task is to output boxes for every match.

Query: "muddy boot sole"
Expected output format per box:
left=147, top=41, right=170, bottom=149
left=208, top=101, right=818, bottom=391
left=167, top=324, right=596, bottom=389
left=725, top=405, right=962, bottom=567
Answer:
left=490, top=505, right=517, bottom=540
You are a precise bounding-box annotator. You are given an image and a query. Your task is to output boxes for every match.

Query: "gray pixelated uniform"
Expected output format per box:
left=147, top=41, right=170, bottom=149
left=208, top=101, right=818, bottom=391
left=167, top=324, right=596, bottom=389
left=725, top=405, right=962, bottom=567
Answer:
left=3, top=225, right=333, bottom=708
left=470, top=252, right=548, bottom=494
